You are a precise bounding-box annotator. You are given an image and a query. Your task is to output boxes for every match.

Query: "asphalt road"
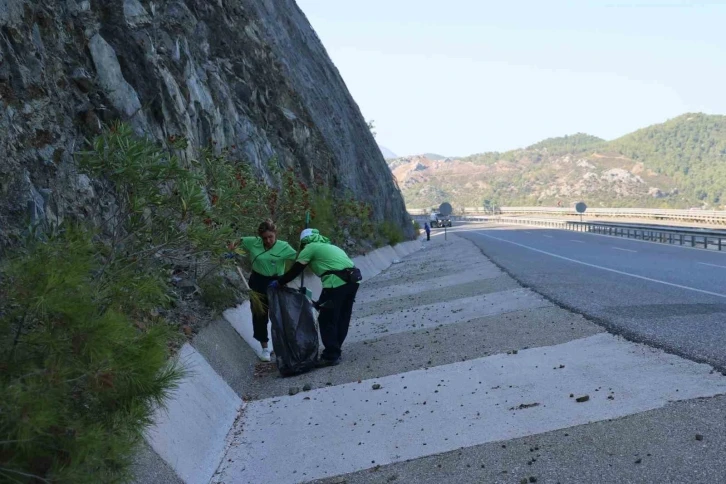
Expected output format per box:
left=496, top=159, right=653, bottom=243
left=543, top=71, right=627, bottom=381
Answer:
left=456, top=223, right=726, bottom=371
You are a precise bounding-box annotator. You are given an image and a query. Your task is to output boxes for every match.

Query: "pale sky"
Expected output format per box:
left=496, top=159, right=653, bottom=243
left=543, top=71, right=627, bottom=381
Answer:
left=296, top=0, right=726, bottom=157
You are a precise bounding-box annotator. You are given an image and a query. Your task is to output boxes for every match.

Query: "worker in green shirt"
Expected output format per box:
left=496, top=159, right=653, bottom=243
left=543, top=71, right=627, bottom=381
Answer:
left=237, top=219, right=297, bottom=362
left=272, top=229, right=362, bottom=367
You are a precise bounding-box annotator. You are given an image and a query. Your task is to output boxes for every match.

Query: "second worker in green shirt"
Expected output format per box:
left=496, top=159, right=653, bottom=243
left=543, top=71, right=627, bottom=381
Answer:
left=273, top=229, right=362, bottom=367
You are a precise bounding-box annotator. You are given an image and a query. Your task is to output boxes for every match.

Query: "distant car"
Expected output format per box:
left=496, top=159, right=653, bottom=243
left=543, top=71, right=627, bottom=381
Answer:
left=429, top=212, right=452, bottom=228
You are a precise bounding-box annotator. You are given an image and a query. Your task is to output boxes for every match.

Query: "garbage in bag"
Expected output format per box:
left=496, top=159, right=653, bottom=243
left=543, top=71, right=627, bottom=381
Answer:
left=267, top=286, right=319, bottom=377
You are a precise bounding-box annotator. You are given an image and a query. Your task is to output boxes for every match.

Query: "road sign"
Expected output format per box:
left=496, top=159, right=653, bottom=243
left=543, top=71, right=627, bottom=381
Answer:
left=439, top=202, right=453, bottom=216
left=575, top=202, right=587, bottom=222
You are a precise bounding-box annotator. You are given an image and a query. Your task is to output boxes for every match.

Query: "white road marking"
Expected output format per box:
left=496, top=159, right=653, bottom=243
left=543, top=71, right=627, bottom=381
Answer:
left=698, top=262, right=726, bottom=269
left=570, top=239, right=585, bottom=243
left=216, top=333, right=726, bottom=484
left=477, top=232, right=726, bottom=299
left=613, top=247, right=637, bottom=253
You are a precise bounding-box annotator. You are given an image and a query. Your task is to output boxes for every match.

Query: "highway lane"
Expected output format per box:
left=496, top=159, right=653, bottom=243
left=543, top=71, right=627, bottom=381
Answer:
left=455, top=223, right=726, bottom=370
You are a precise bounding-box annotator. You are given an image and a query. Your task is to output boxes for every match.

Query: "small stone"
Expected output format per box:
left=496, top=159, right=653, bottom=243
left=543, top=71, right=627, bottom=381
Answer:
left=635, top=458, right=642, bottom=464
left=512, top=350, right=518, bottom=354
left=520, top=479, right=528, bottom=484
left=569, top=394, right=574, bottom=398
left=372, top=383, right=382, bottom=390
left=289, top=387, right=300, bottom=396
left=302, top=383, right=312, bottom=391
left=696, top=434, right=704, bottom=441
left=575, top=395, right=590, bottom=403
left=529, top=478, right=538, bottom=483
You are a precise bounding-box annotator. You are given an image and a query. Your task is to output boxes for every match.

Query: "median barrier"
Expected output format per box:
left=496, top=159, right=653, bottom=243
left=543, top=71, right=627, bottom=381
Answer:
left=477, top=216, right=726, bottom=251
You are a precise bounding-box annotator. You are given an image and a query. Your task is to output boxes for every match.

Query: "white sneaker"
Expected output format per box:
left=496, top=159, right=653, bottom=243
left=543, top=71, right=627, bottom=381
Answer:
left=259, top=348, right=272, bottom=362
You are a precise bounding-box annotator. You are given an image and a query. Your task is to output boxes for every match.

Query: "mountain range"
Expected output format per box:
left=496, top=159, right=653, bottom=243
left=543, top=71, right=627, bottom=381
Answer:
left=388, top=113, right=726, bottom=210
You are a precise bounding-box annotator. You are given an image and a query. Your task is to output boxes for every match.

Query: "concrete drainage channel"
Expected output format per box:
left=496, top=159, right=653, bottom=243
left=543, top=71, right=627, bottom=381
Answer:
left=134, top=239, right=423, bottom=484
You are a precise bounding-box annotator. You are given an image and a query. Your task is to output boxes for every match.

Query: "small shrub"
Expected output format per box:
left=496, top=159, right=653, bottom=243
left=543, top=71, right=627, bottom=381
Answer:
left=378, top=220, right=405, bottom=246
left=412, top=220, right=421, bottom=235
left=198, top=275, right=241, bottom=313
left=308, top=183, right=376, bottom=252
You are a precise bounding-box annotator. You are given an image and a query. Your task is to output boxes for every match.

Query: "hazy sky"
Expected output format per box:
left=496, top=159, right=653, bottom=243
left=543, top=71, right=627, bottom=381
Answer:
left=296, top=0, right=726, bottom=157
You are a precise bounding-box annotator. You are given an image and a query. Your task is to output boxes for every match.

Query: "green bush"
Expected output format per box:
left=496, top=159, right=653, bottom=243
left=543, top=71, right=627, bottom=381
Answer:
left=307, top=183, right=376, bottom=252
left=412, top=220, right=421, bottom=235
left=378, top=220, right=405, bottom=247
left=199, top=275, right=241, bottom=313
left=0, top=228, right=182, bottom=483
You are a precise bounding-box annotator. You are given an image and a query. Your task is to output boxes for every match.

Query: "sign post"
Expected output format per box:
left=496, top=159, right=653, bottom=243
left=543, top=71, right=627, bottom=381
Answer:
left=439, top=202, right=453, bottom=241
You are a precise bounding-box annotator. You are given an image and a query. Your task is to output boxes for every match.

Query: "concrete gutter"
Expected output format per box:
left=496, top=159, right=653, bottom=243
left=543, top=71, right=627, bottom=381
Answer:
left=143, top=344, right=242, bottom=484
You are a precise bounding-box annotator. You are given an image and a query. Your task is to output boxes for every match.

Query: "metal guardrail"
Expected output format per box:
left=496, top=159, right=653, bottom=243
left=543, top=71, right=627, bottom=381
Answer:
left=461, top=216, right=726, bottom=251
left=409, top=207, right=726, bottom=224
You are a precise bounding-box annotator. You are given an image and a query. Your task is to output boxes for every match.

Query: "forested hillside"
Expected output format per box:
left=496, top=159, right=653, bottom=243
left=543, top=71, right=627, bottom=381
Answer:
left=389, top=113, right=726, bottom=209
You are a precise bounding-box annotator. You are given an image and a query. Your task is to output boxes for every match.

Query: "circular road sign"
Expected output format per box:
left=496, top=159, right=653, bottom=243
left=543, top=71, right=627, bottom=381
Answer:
left=575, top=202, right=587, bottom=214
left=438, top=202, right=453, bottom=216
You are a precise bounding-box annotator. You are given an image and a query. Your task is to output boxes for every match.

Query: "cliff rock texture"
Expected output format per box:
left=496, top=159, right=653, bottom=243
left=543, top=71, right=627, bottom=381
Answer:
left=0, top=0, right=411, bottom=246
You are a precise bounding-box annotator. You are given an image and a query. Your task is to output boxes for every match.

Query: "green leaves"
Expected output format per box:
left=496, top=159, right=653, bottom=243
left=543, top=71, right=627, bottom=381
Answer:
left=0, top=228, right=183, bottom=483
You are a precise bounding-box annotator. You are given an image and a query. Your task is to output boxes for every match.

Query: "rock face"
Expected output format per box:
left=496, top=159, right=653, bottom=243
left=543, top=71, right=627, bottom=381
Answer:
left=0, top=0, right=411, bottom=246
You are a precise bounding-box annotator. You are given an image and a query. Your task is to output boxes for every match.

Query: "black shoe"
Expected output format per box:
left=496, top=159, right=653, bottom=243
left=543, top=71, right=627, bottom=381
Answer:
left=315, top=357, right=341, bottom=368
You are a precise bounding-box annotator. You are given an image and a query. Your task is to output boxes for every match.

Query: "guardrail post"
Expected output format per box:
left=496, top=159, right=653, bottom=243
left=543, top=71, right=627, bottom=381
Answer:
left=691, top=235, right=695, bottom=247
left=720, top=238, right=723, bottom=251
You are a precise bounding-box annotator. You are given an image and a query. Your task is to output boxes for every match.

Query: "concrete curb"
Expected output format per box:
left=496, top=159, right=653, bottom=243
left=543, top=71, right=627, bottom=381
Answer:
left=143, top=344, right=242, bottom=484
left=223, top=239, right=423, bottom=358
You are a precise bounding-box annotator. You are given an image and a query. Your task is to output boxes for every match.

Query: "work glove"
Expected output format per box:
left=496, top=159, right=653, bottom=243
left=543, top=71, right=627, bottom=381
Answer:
left=223, top=253, right=236, bottom=259
left=268, top=280, right=280, bottom=289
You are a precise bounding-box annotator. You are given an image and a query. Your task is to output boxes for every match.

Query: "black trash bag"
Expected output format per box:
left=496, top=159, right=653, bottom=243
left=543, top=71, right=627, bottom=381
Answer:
left=267, top=286, right=319, bottom=377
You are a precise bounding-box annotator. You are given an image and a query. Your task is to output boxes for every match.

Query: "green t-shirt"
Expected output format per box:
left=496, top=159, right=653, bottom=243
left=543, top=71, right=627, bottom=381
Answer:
left=241, top=237, right=297, bottom=277
left=297, top=242, right=355, bottom=289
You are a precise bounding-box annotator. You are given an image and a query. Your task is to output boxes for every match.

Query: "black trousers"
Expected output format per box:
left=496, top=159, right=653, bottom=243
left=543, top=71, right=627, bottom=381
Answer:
left=248, top=271, right=276, bottom=345
left=317, top=282, right=359, bottom=361
left=250, top=291, right=270, bottom=344
left=426, top=232, right=430, bottom=241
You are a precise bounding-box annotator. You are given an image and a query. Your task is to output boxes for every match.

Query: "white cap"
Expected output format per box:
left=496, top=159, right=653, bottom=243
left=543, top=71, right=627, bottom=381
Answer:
left=300, top=228, right=314, bottom=240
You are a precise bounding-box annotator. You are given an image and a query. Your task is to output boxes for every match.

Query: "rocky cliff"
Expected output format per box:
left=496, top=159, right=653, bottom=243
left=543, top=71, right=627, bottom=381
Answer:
left=0, top=0, right=411, bottom=246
